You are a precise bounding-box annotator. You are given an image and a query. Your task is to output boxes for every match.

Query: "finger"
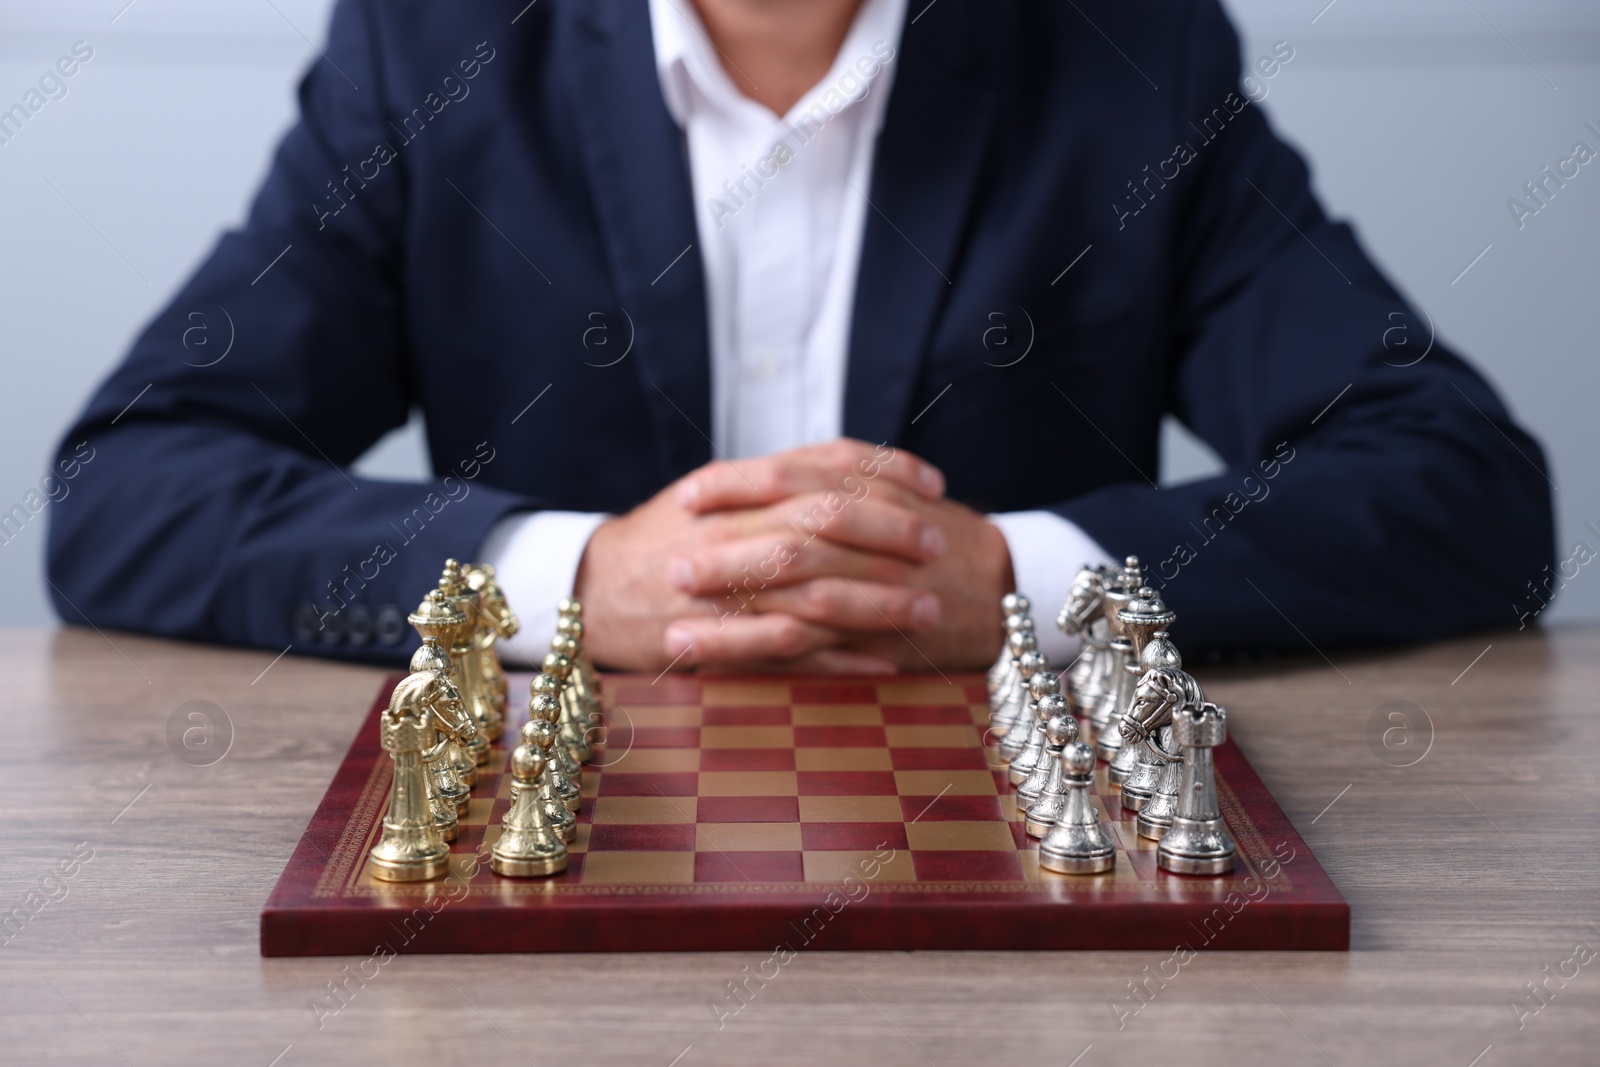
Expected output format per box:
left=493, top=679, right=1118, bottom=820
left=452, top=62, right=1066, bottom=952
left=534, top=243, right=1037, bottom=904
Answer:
left=669, top=534, right=919, bottom=595
left=662, top=612, right=837, bottom=668
left=754, top=578, right=942, bottom=632
left=676, top=440, right=945, bottom=512
left=772, top=493, right=946, bottom=563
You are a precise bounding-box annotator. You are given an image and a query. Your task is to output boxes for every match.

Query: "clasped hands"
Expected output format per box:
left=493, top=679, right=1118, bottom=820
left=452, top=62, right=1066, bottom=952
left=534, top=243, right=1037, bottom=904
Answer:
left=573, top=439, right=1014, bottom=673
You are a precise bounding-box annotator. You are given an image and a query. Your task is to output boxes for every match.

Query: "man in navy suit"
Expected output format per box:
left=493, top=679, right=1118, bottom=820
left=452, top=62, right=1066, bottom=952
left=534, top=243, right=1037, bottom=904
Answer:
left=46, top=0, right=1553, bottom=672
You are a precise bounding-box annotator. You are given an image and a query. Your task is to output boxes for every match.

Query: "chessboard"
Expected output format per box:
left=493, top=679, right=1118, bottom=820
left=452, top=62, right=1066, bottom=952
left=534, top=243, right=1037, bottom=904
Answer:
left=260, top=673, right=1349, bottom=955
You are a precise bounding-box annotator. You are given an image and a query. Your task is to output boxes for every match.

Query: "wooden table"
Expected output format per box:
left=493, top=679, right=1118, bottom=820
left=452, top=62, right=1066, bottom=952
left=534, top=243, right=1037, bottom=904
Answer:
left=3, top=624, right=1596, bottom=1066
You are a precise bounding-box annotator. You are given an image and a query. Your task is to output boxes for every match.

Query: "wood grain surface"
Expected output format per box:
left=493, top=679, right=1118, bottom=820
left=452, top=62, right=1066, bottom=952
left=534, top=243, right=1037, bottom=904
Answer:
left=1, top=624, right=1596, bottom=1067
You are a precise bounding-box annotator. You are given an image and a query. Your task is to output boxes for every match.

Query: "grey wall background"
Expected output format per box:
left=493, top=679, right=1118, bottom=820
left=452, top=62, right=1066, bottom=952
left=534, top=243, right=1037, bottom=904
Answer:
left=2, top=0, right=1596, bottom=628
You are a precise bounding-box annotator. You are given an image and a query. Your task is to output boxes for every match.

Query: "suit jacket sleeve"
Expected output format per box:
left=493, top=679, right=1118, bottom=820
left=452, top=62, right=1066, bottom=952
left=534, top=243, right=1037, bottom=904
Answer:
left=1054, top=0, right=1555, bottom=654
left=45, top=0, right=537, bottom=664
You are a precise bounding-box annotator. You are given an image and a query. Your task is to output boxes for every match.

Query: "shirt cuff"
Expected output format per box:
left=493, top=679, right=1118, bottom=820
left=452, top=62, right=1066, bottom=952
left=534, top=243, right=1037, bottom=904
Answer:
left=479, top=510, right=609, bottom=667
left=987, top=510, right=1116, bottom=668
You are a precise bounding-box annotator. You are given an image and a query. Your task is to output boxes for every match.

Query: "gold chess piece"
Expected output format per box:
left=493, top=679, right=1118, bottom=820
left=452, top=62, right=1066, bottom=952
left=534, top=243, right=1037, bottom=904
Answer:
left=490, top=730, right=569, bottom=878
left=411, top=638, right=474, bottom=820
left=464, top=562, right=519, bottom=734
left=531, top=703, right=582, bottom=812
left=370, top=636, right=467, bottom=882
left=520, top=719, right=578, bottom=842
left=407, top=592, right=478, bottom=833
left=542, top=652, right=593, bottom=764
left=530, top=679, right=584, bottom=785
left=551, top=633, right=601, bottom=737
left=437, top=559, right=494, bottom=768
left=555, top=612, right=604, bottom=726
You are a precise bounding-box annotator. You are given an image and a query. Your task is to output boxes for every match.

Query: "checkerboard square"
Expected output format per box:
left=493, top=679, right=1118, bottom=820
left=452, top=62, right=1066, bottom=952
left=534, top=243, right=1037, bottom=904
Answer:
left=881, top=705, right=975, bottom=725
left=894, top=770, right=998, bottom=797
left=911, top=850, right=1025, bottom=882
left=900, top=794, right=1005, bottom=823
left=701, top=705, right=793, bottom=725
left=588, top=823, right=696, bottom=852
left=700, top=681, right=792, bottom=705
left=794, top=725, right=887, bottom=747
left=695, top=851, right=804, bottom=882
left=626, top=705, right=705, bottom=727
left=699, top=771, right=798, bottom=796
left=791, top=704, right=883, bottom=725
left=797, top=795, right=904, bottom=822
left=633, top=727, right=702, bottom=748
left=610, top=679, right=699, bottom=705
left=890, top=747, right=992, bottom=771
left=696, top=796, right=800, bottom=823
left=794, top=747, right=893, bottom=771
left=591, top=797, right=697, bottom=824
left=905, top=821, right=1017, bottom=851
left=581, top=851, right=696, bottom=884
left=801, top=849, right=917, bottom=883
left=606, top=749, right=700, bottom=773
left=699, top=748, right=795, bottom=771
left=701, top=726, right=795, bottom=749
left=884, top=725, right=980, bottom=748
left=791, top=682, right=879, bottom=704
left=875, top=681, right=967, bottom=704
left=597, top=771, right=698, bottom=797
left=798, top=770, right=899, bottom=795
left=800, top=822, right=909, bottom=851
left=695, top=822, right=802, bottom=851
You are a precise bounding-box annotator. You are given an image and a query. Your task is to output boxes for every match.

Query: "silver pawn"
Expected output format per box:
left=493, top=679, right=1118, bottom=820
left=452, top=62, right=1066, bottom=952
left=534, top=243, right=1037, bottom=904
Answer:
left=1038, top=741, right=1116, bottom=875
left=1008, top=668, right=1060, bottom=781
left=990, top=632, right=1038, bottom=735
left=1157, top=701, right=1237, bottom=875
left=1017, top=692, right=1070, bottom=804
left=1024, top=711, right=1078, bottom=837
left=987, top=594, right=1030, bottom=697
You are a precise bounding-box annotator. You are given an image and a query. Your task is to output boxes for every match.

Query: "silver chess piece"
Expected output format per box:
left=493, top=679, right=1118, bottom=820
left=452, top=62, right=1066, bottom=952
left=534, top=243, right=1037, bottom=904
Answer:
left=1008, top=668, right=1060, bottom=781
left=1119, top=634, right=1193, bottom=812
left=987, top=613, right=1032, bottom=718
left=1038, top=741, right=1116, bottom=875
left=989, top=630, right=1037, bottom=734
left=992, top=646, right=1043, bottom=748
left=1135, top=724, right=1184, bottom=841
left=1095, top=557, right=1145, bottom=771
left=1157, top=700, right=1237, bottom=875
left=1057, top=564, right=1112, bottom=723
left=1109, top=587, right=1178, bottom=785
left=987, top=593, right=1031, bottom=696
left=1017, top=692, right=1070, bottom=804
left=1024, top=709, right=1078, bottom=836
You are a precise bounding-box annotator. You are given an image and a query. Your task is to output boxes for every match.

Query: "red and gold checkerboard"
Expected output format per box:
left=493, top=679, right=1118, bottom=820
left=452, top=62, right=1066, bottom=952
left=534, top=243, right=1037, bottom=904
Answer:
left=260, top=674, right=1348, bottom=955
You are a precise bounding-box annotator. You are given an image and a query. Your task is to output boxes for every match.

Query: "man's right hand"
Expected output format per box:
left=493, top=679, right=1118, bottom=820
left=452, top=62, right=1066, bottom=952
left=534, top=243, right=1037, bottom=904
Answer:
left=571, top=440, right=951, bottom=672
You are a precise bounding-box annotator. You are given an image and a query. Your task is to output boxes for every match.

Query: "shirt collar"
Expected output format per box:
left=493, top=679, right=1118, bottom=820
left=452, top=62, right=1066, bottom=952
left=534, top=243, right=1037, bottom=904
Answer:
left=649, top=0, right=907, bottom=128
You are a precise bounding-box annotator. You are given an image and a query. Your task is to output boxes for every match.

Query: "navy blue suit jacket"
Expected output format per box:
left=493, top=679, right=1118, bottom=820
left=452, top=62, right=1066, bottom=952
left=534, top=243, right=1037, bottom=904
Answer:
left=48, top=0, right=1554, bottom=664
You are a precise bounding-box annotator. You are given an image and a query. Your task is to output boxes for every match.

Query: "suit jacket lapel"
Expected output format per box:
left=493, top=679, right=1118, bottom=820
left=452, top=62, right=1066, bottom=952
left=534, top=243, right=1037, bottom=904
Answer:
left=564, top=0, right=712, bottom=481
left=845, top=3, right=995, bottom=445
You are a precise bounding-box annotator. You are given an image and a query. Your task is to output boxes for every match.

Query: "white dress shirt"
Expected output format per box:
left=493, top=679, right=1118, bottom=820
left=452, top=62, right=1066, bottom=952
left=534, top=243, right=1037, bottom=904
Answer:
left=484, top=0, right=1110, bottom=665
